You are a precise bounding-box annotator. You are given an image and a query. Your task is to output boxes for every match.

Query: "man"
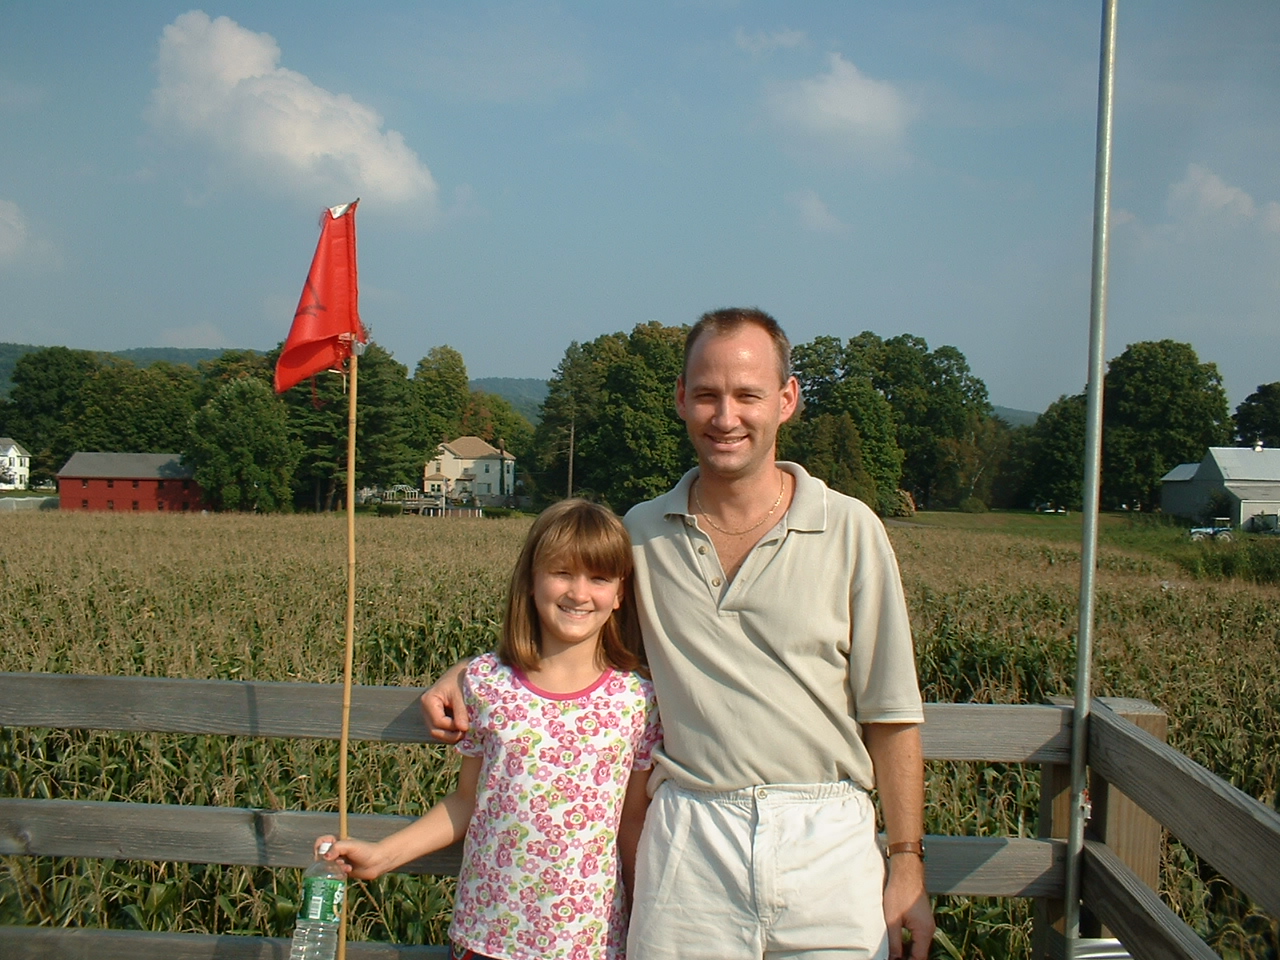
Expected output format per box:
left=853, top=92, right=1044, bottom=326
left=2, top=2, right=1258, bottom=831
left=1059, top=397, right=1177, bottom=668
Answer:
left=424, top=308, right=934, bottom=959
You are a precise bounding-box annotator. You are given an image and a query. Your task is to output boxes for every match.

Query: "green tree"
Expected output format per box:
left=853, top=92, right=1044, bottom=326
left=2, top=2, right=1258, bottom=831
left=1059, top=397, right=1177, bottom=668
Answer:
left=275, top=342, right=419, bottom=510
left=534, top=334, right=627, bottom=501
left=1102, top=340, right=1231, bottom=509
left=533, top=324, right=692, bottom=511
left=413, top=346, right=471, bottom=452
left=849, top=333, right=992, bottom=509
left=185, top=378, right=299, bottom=511
left=462, top=391, right=535, bottom=461
left=194, top=350, right=272, bottom=406
left=780, top=412, right=878, bottom=505
left=1234, top=382, right=1280, bottom=447
left=791, top=335, right=903, bottom=514
left=1021, top=394, right=1087, bottom=510
left=70, top=360, right=199, bottom=454
left=4, top=346, right=104, bottom=480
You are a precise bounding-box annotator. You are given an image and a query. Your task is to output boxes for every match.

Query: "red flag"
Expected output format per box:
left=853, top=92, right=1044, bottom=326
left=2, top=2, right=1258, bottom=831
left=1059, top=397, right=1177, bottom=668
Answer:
left=274, top=201, right=367, bottom=394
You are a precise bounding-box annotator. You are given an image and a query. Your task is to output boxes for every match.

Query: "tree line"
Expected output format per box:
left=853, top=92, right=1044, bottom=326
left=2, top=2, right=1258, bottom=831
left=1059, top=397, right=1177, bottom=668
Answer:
left=0, top=344, right=531, bottom=512
left=1, top=328, right=1275, bottom=515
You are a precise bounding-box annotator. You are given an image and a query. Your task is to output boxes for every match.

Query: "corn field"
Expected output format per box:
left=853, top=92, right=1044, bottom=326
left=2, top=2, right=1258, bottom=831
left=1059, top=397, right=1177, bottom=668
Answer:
left=1, top=511, right=1277, bottom=956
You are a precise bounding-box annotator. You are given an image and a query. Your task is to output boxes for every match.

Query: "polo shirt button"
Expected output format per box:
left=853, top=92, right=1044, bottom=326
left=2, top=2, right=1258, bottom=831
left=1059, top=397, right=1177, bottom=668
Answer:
left=711, top=577, right=722, bottom=587
left=684, top=516, right=695, bottom=526
left=756, top=788, right=768, bottom=800
left=697, top=545, right=708, bottom=555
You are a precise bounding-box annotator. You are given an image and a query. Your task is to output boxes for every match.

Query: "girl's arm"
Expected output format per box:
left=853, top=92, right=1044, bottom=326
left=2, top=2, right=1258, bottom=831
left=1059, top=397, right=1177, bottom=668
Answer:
left=316, top=755, right=482, bottom=880
left=616, top=768, right=652, bottom=903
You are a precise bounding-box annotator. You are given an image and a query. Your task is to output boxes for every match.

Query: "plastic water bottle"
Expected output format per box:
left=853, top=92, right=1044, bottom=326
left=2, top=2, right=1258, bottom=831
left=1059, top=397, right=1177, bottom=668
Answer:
left=288, top=841, right=346, bottom=960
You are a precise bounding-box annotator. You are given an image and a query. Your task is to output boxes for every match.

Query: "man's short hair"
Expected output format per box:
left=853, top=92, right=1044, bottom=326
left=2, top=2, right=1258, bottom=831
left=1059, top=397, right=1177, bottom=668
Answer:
left=683, top=307, right=792, bottom=385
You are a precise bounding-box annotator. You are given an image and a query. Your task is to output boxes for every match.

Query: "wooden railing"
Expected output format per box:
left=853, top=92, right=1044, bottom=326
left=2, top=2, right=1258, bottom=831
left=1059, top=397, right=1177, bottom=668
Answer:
left=0, top=673, right=1276, bottom=959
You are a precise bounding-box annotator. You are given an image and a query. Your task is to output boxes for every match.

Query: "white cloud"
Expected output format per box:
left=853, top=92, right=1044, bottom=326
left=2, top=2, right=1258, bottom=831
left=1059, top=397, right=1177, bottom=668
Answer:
left=787, top=189, right=846, bottom=233
left=766, top=54, right=913, bottom=160
left=1167, top=164, right=1256, bottom=222
left=735, top=27, right=806, bottom=55
left=0, top=199, right=30, bottom=262
left=147, top=11, right=438, bottom=214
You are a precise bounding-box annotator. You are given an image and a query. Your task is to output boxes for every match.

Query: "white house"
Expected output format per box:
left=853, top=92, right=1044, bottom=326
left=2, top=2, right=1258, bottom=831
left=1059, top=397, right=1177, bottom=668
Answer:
left=424, top=436, right=517, bottom=506
left=1160, top=445, right=1280, bottom=530
left=0, top=438, right=31, bottom=490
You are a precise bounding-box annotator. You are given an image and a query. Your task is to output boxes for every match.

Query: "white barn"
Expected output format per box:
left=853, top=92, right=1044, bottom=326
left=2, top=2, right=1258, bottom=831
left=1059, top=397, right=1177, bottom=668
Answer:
left=1160, top=445, right=1280, bottom=531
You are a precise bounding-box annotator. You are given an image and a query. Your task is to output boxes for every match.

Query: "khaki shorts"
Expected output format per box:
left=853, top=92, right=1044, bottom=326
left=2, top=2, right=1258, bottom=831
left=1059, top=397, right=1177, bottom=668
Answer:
left=628, top=780, right=888, bottom=960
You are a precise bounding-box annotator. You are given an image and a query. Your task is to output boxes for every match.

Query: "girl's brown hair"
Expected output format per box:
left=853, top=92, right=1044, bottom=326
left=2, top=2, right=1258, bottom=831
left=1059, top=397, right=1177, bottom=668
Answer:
left=499, top=499, right=645, bottom=675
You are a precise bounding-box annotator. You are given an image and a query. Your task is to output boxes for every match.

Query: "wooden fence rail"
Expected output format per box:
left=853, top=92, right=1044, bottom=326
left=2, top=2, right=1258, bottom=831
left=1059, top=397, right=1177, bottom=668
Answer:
left=3, top=672, right=1276, bottom=960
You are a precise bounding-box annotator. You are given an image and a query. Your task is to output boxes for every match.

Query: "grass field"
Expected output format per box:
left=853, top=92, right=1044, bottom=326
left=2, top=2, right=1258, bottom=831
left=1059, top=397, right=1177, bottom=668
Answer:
left=2, top=510, right=1277, bottom=956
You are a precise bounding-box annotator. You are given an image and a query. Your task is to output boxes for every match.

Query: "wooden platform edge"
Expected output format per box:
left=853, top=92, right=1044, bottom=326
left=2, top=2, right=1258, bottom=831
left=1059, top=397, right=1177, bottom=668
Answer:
left=1088, top=699, right=1280, bottom=919
left=0, top=927, right=449, bottom=960
left=1082, top=840, right=1221, bottom=960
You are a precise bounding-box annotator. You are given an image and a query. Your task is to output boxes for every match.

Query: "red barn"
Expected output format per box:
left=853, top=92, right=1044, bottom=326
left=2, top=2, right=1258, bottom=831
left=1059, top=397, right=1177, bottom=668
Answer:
left=57, top=453, right=207, bottom=513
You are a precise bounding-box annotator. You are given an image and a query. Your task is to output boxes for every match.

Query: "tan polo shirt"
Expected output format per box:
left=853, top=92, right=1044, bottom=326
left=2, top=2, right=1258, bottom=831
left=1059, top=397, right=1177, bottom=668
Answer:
left=624, top=462, right=924, bottom=792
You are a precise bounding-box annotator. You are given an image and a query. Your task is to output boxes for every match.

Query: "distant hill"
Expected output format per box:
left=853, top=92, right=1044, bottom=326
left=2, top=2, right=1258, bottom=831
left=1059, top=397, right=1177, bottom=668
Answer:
left=0, top=342, right=253, bottom=399
left=470, top=377, right=548, bottom=424
left=992, top=405, right=1039, bottom=428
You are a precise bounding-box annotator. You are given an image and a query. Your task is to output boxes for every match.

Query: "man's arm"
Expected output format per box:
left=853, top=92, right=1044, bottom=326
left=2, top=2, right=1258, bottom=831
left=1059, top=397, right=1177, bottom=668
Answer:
left=864, top=722, right=934, bottom=960
left=419, top=657, right=473, bottom=743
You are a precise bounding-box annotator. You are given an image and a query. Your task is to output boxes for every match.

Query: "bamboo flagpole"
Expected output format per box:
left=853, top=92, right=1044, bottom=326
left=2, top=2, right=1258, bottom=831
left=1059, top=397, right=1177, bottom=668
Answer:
left=275, top=201, right=366, bottom=960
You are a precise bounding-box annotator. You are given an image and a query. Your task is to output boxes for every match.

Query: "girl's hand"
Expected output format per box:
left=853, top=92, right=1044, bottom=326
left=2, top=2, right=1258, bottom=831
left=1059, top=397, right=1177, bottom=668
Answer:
left=313, top=834, right=387, bottom=880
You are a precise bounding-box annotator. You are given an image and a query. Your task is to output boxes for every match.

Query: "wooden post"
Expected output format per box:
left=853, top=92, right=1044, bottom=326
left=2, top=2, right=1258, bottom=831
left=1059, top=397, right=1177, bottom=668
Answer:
left=1090, top=697, right=1168, bottom=939
left=1033, top=697, right=1167, bottom=958
left=1033, top=696, right=1074, bottom=959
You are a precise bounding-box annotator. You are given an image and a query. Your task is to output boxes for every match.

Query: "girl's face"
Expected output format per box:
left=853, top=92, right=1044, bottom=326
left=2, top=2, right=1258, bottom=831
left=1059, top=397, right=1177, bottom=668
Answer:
left=532, top=562, right=623, bottom=654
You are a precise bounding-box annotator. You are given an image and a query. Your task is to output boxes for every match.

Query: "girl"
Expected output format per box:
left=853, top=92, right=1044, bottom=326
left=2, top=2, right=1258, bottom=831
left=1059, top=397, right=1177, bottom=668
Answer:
left=316, top=499, right=661, bottom=960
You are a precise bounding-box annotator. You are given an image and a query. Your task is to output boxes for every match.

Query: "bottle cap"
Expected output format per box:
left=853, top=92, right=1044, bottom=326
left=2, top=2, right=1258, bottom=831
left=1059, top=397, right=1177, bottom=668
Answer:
left=318, top=841, right=334, bottom=856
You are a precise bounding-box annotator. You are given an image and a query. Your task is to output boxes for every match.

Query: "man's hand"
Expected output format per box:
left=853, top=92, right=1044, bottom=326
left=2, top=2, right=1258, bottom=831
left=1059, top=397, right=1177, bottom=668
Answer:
left=419, top=658, right=472, bottom=743
left=883, top=852, right=934, bottom=960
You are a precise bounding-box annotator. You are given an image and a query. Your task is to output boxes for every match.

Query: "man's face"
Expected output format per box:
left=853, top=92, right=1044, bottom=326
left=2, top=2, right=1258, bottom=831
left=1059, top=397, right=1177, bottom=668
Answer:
left=676, top=324, right=799, bottom=482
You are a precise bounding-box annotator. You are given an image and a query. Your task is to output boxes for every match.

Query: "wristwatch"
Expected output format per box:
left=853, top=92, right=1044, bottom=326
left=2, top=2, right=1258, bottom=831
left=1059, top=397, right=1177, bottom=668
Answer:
left=885, top=840, right=926, bottom=860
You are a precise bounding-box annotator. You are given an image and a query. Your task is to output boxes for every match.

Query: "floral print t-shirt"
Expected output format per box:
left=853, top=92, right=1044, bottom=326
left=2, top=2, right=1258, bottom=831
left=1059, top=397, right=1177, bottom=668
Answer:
left=449, top=652, right=662, bottom=960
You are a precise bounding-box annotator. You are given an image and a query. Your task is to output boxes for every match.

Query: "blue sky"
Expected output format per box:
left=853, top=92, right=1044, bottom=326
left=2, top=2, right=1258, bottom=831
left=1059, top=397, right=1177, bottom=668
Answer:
left=2, top=2, right=1277, bottom=413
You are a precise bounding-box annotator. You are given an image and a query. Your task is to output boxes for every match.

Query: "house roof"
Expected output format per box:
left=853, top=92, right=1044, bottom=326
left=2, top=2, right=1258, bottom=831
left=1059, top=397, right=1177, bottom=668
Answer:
left=1223, top=482, right=1280, bottom=502
left=1161, top=463, right=1199, bottom=483
left=58, top=452, right=192, bottom=480
left=424, top=472, right=448, bottom=481
left=440, top=435, right=501, bottom=460
left=0, top=438, right=31, bottom=456
left=1207, top=446, right=1280, bottom=481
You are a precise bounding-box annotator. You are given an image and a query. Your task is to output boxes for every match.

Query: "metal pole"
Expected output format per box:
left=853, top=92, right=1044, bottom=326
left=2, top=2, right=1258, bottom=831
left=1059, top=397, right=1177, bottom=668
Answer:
left=336, top=346, right=361, bottom=960
left=1064, top=0, right=1119, bottom=952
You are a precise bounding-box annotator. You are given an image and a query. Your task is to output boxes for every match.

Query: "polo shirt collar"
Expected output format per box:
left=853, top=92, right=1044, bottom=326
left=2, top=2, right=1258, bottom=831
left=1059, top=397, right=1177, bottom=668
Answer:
left=659, top=461, right=827, bottom=533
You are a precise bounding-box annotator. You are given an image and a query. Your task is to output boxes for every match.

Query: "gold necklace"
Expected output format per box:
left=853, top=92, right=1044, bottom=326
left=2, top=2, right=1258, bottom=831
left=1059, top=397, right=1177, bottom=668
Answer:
left=693, top=472, right=786, bottom=537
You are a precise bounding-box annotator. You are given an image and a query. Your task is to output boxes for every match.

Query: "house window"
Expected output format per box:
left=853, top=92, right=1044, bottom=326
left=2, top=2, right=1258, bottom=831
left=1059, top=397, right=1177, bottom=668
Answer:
left=157, top=501, right=164, bottom=511
left=157, top=480, right=165, bottom=490
left=81, top=499, right=89, bottom=509
left=132, top=480, right=140, bottom=488
left=132, top=501, right=139, bottom=511
left=485, top=463, right=491, bottom=473
left=107, top=500, right=114, bottom=510
left=181, top=501, right=190, bottom=512
left=81, top=479, right=89, bottom=488
left=182, top=480, right=190, bottom=490
left=107, top=479, right=114, bottom=488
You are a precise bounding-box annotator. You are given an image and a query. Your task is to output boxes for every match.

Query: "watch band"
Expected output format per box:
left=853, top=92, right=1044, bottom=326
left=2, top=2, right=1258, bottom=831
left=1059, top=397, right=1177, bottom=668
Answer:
left=885, top=840, right=926, bottom=860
